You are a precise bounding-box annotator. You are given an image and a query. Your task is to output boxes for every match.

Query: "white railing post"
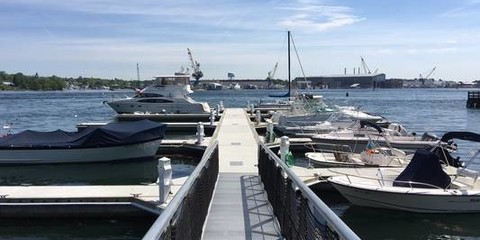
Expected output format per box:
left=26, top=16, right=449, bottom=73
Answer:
left=280, top=136, right=290, bottom=162
left=157, top=157, right=172, bottom=204
left=196, top=122, right=205, bottom=144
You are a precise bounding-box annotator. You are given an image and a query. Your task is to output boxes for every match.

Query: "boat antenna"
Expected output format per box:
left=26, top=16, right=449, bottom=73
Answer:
left=136, top=62, right=141, bottom=88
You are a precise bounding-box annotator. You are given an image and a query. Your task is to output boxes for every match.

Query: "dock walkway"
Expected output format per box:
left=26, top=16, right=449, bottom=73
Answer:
left=202, top=108, right=281, bottom=239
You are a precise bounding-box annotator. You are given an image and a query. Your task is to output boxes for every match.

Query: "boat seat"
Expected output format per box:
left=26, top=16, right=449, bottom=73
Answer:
left=333, top=152, right=350, bottom=162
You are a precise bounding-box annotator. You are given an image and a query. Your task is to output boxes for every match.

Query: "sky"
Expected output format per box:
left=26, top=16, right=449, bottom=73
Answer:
left=1, top=0, right=479, bottom=82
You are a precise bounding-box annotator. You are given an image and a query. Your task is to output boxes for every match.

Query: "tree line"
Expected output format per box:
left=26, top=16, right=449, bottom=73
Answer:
left=0, top=71, right=142, bottom=91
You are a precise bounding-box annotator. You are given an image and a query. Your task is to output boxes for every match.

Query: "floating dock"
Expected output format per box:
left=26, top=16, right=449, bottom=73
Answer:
left=0, top=177, right=187, bottom=217
left=115, top=113, right=221, bottom=122
left=2, top=107, right=358, bottom=239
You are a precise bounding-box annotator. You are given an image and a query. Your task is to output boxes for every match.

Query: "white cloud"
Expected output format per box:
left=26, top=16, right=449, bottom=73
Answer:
left=278, top=4, right=364, bottom=32
left=441, top=0, right=480, bottom=17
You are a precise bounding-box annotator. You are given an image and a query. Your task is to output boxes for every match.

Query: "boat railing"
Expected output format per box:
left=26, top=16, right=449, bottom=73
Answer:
left=341, top=172, right=449, bottom=190
left=142, top=140, right=219, bottom=240
left=305, top=142, right=354, bottom=153
left=258, top=141, right=360, bottom=240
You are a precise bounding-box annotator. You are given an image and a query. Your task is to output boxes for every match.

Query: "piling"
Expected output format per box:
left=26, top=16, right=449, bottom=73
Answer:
left=266, top=119, right=274, bottom=143
left=280, top=136, right=290, bottom=162
left=467, top=91, right=480, bottom=108
left=196, top=122, right=205, bottom=144
left=157, top=157, right=172, bottom=204
left=210, top=111, right=215, bottom=125
left=255, top=110, right=261, bottom=125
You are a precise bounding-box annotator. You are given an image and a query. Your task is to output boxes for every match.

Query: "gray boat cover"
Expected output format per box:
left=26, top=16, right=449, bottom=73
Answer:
left=0, top=119, right=166, bottom=149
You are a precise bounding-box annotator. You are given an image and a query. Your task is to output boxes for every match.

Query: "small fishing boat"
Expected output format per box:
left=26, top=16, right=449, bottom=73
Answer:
left=0, top=119, right=167, bottom=164
left=328, top=132, right=480, bottom=213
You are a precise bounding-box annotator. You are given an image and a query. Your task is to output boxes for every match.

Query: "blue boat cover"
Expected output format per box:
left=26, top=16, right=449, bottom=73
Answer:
left=0, top=119, right=167, bottom=149
left=393, top=149, right=451, bottom=189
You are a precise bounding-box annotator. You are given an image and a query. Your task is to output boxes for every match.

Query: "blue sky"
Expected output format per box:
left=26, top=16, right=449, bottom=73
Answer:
left=1, top=0, right=479, bottom=82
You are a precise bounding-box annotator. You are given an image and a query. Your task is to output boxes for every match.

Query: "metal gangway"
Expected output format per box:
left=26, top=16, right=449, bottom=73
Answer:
left=143, top=108, right=359, bottom=239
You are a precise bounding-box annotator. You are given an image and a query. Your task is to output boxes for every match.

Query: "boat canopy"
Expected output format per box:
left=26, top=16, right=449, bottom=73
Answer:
left=393, top=149, right=451, bottom=189
left=441, top=131, right=480, bottom=143
left=359, top=120, right=383, bottom=133
left=0, top=119, right=167, bottom=149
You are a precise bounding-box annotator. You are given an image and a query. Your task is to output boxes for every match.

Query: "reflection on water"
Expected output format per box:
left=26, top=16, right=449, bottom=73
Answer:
left=0, top=154, right=198, bottom=239
left=0, top=154, right=198, bottom=186
left=343, top=206, right=480, bottom=239
left=0, top=216, right=157, bottom=240
left=314, top=187, right=480, bottom=239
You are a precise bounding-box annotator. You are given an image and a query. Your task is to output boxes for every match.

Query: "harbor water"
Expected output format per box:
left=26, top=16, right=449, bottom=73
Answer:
left=1, top=88, right=480, bottom=239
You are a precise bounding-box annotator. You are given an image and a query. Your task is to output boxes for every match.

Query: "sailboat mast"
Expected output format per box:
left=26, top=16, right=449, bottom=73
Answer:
left=287, top=31, right=291, bottom=97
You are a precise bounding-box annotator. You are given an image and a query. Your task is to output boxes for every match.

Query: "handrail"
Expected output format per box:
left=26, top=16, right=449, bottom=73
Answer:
left=259, top=142, right=360, bottom=240
left=143, top=140, right=219, bottom=240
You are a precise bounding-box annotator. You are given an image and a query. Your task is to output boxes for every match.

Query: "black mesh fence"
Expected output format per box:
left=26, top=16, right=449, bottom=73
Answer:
left=159, top=146, right=219, bottom=240
left=258, top=146, right=345, bottom=240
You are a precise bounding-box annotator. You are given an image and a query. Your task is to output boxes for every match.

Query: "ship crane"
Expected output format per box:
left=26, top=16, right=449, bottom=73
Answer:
left=187, top=48, right=203, bottom=84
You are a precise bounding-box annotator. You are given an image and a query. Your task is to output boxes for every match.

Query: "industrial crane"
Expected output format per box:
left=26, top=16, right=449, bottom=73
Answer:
left=267, top=62, right=278, bottom=80
left=360, top=56, right=372, bottom=74
left=419, top=66, right=436, bottom=79
left=187, top=48, right=203, bottom=84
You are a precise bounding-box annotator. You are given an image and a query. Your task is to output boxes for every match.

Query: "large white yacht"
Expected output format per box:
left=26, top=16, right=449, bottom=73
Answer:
left=107, top=74, right=211, bottom=114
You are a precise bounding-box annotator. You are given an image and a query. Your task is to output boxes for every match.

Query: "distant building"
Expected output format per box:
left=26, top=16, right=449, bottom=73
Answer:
left=293, top=73, right=386, bottom=89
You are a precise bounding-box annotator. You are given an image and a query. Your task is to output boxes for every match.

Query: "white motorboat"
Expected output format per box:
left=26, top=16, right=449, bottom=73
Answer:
left=107, top=74, right=211, bottom=114
left=305, top=146, right=410, bottom=168
left=272, top=96, right=387, bottom=137
left=328, top=132, right=480, bottom=213
left=0, top=119, right=167, bottom=164
left=310, top=120, right=444, bottom=154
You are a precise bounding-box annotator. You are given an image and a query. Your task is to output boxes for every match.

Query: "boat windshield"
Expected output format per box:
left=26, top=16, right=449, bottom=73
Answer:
left=135, top=93, right=165, bottom=98
left=153, top=75, right=190, bottom=86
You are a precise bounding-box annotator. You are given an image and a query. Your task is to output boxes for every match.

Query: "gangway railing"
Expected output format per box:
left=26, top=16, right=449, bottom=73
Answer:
left=258, top=142, right=360, bottom=240
left=143, top=140, right=219, bottom=240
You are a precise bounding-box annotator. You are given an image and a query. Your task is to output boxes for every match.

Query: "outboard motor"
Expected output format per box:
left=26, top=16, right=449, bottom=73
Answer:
left=421, top=132, right=439, bottom=141
left=430, top=146, right=464, bottom=168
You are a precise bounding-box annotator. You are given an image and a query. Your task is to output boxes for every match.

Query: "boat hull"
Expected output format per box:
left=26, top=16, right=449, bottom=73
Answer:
left=0, top=140, right=162, bottom=164
left=107, top=99, right=210, bottom=114
left=329, top=176, right=480, bottom=213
